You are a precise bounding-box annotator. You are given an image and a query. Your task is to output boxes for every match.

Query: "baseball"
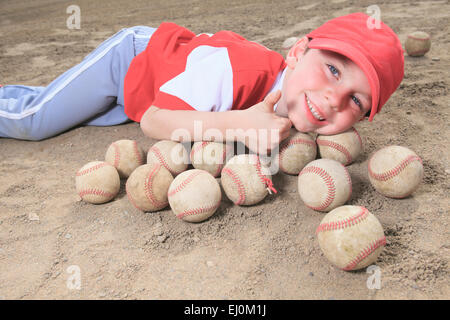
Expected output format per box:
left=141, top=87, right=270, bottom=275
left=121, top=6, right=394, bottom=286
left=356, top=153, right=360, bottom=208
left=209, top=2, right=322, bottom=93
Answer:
left=316, top=205, right=386, bottom=271
left=221, top=154, right=275, bottom=206
left=168, top=169, right=222, bottom=223
left=368, top=145, right=423, bottom=198
left=125, top=163, right=174, bottom=212
left=298, top=159, right=352, bottom=212
left=405, top=31, right=431, bottom=57
left=316, top=127, right=363, bottom=166
left=282, top=36, right=299, bottom=57
left=75, top=161, right=120, bottom=204
left=105, top=139, right=145, bottom=178
left=276, top=131, right=317, bottom=175
left=147, top=140, right=189, bottom=176
left=190, top=141, right=234, bottom=177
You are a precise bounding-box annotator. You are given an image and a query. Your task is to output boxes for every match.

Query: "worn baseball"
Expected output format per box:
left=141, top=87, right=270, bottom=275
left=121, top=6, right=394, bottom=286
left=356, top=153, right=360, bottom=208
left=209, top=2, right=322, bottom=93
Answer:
left=221, top=154, right=276, bottom=206
left=316, top=205, right=386, bottom=271
left=190, top=141, right=234, bottom=177
left=125, top=163, right=173, bottom=212
left=368, top=145, right=423, bottom=198
left=298, top=159, right=352, bottom=212
left=405, top=31, right=431, bottom=57
left=75, top=161, right=120, bottom=204
left=168, top=169, right=221, bottom=223
left=316, top=127, right=363, bottom=166
left=282, top=36, right=299, bottom=57
left=276, top=131, right=317, bottom=175
left=147, top=140, right=189, bottom=176
left=105, top=139, right=145, bottom=178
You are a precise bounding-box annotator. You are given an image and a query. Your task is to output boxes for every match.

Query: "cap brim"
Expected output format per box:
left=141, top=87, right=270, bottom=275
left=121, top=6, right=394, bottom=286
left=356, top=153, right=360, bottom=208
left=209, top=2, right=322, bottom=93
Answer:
left=308, top=38, right=380, bottom=121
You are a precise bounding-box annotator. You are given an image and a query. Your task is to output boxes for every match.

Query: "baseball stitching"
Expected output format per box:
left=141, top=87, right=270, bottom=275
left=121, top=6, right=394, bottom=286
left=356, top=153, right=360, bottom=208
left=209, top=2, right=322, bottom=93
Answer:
left=317, top=139, right=353, bottom=165
left=112, top=143, right=121, bottom=168
left=167, top=170, right=203, bottom=197
left=176, top=201, right=221, bottom=220
left=343, top=165, right=352, bottom=202
left=368, top=154, right=423, bottom=182
left=144, top=164, right=168, bottom=208
left=343, top=236, right=387, bottom=271
left=78, top=188, right=115, bottom=199
left=190, top=141, right=229, bottom=177
left=76, top=162, right=111, bottom=176
left=279, top=138, right=316, bottom=173
left=299, top=166, right=335, bottom=211
left=407, top=34, right=430, bottom=41
left=351, top=127, right=363, bottom=148
left=190, top=141, right=210, bottom=160
left=221, top=167, right=246, bottom=205
left=253, top=155, right=277, bottom=194
left=150, top=146, right=178, bottom=175
left=316, top=206, right=369, bottom=234
left=132, top=141, right=144, bottom=165
left=126, top=181, right=143, bottom=211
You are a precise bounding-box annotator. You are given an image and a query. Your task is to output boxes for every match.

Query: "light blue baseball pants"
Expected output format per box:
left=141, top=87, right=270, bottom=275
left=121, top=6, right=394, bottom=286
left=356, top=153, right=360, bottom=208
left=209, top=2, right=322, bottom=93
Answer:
left=0, top=26, right=156, bottom=141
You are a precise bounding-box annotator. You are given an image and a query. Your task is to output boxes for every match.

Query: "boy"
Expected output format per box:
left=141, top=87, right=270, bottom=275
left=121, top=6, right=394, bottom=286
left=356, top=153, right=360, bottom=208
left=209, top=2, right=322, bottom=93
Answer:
left=0, top=13, right=404, bottom=155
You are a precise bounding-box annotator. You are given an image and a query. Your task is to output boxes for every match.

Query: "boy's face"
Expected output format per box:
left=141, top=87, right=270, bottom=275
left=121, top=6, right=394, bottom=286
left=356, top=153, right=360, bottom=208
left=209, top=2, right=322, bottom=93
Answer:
left=280, top=39, right=372, bottom=135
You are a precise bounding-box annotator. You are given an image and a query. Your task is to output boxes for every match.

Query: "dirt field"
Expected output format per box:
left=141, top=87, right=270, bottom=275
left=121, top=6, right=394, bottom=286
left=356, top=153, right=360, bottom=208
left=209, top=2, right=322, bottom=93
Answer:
left=0, top=0, right=449, bottom=300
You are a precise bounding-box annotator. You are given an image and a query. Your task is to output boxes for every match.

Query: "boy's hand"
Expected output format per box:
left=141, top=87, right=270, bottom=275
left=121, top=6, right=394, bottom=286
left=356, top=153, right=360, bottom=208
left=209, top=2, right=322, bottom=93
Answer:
left=239, top=90, right=292, bottom=155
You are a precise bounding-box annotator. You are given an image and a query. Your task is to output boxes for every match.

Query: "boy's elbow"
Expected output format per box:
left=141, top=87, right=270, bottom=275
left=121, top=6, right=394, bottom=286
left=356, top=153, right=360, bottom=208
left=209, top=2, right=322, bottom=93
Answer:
left=140, top=106, right=160, bottom=138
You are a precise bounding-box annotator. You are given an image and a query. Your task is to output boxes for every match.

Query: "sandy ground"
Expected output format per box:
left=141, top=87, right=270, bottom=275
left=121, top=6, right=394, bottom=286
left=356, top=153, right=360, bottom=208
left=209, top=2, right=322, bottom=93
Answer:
left=0, top=0, right=449, bottom=300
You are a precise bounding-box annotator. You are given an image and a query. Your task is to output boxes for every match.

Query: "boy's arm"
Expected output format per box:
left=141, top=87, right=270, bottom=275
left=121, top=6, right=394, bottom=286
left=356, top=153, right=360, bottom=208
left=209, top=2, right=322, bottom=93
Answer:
left=140, top=90, right=292, bottom=154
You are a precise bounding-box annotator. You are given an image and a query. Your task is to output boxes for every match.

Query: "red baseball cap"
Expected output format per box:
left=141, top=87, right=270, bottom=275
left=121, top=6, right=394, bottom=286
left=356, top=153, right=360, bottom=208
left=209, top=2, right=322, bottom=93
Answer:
left=306, top=12, right=404, bottom=121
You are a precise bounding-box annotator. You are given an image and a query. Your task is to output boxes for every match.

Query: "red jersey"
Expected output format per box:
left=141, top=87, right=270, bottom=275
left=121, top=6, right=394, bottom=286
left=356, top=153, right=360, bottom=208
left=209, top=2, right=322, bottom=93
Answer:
left=124, top=22, right=286, bottom=122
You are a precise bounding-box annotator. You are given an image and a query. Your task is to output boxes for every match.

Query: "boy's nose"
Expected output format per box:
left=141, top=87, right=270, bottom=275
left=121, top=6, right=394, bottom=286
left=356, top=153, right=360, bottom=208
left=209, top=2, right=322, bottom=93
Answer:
left=324, top=86, right=346, bottom=112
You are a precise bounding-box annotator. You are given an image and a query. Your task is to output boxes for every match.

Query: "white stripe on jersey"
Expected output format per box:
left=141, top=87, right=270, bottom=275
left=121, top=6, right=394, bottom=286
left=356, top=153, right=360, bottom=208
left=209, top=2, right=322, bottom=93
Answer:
left=159, top=45, right=234, bottom=112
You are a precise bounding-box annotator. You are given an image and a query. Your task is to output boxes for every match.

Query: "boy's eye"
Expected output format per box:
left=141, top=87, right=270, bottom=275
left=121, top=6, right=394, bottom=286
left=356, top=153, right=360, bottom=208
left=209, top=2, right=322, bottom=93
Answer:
left=351, top=95, right=363, bottom=109
left=327, top=64, right=340, bottom=77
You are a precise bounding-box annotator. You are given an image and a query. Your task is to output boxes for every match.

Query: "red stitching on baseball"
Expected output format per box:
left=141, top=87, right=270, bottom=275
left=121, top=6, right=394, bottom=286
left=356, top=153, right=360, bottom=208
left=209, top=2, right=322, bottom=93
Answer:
left=343, top=165, right=352, bottom=202
left=144, top=163, right=168, bottom=208
left=176, top=201, right=221, bottom=220
left=133, top=141, right=143, bottom=165
left=317, top=139, right=352, bottom=165
left=315, top=207, right=369, bottom=234
left=167, top=170, right=203, bottom=197
left=351, top=127, right=363, bottom=149
left=253, top=155, right=277, bottom=194
left=299, top=166, right=335, bottom=210
left=221, top=167, right=246, bottom=205
left=190, top=141, right=211, bottom=160
left=126, top=181, right=144, bottom=211
left=78, top=188, right=115, bottom=199
left=150, top=146, right=177, bottom=175
left=112, top=143, right=120, bottom=168
left=190, top=142, right=228, bottom=177
left=213, top=145, right=230, bottom=177
left=368, top=154, right=422, bottom=182
left=407, top=34, right=430, bottom=41
left=279, top=138, right=316, bottom=173
left=343, top=236, right=387, bottom=271
left=76, top=162, right=110, bottom=176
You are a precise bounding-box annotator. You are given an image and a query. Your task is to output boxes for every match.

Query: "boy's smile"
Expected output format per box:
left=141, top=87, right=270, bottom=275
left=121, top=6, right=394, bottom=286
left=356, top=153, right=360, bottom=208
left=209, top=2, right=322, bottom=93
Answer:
left=276, top=37, right=372, bottom=135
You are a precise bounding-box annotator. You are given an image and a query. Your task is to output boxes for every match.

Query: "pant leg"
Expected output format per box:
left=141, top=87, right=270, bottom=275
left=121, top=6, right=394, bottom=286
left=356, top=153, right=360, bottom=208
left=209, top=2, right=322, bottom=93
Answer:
left=0, top=26, right=155, bottom=141
left=83, top=26, right=155, bottom=126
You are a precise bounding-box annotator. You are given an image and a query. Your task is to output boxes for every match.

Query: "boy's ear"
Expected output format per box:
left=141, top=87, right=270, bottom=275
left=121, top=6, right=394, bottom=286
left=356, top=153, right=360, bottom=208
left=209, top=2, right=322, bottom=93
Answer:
left=286, top=36, right=309, bottom=69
